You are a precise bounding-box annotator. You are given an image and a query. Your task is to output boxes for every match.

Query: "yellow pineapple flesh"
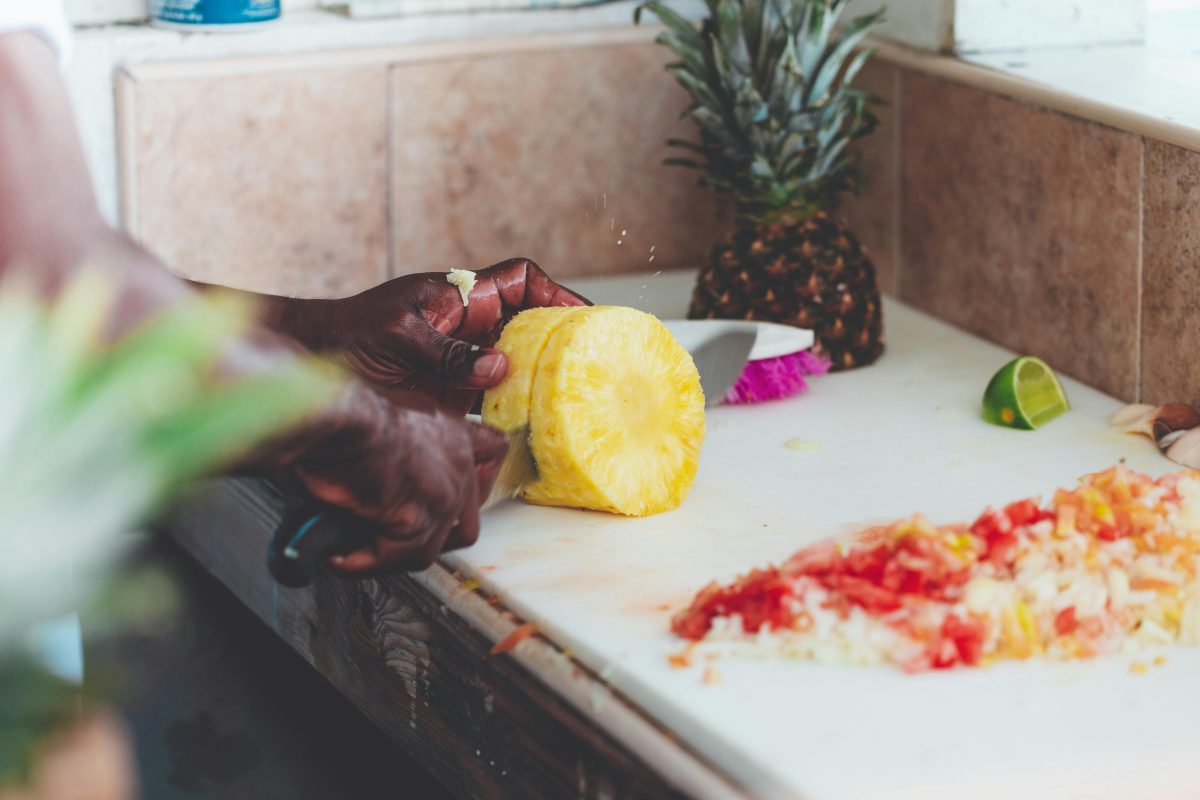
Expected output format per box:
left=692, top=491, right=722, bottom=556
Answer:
left=483, top=306, right=705, bottom=517
left=482, top=305, right=583, bottom=432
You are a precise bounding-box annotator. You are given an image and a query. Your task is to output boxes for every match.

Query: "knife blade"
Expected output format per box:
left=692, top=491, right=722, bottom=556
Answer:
left=480, top=427, right=536, bottom=511
left=268, top=426, right=536, bottom=587
left=661, top=320, right=812, bottom=406
left=687, top=329, right=759, bottom=407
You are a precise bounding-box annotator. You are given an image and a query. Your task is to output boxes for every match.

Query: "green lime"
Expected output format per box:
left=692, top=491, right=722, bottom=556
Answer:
left=982, top=356, right=1070, bottom=430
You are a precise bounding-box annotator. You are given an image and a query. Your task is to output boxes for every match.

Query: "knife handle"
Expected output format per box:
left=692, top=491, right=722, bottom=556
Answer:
left=268, top=502, right=374, bottom=588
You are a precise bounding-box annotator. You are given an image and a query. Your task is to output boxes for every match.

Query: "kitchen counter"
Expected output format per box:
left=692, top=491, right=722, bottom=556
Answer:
left=165, top=270, right=1195, bottom=799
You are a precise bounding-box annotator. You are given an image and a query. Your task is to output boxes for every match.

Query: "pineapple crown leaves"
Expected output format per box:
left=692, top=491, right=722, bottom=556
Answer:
left=635, top=0, right=883, bottom=224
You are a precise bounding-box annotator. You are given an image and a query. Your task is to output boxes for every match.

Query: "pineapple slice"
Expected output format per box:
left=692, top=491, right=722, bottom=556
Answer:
left=483, top=306, right=705, bottom=517
left=482, top=305, right=584, bottom=432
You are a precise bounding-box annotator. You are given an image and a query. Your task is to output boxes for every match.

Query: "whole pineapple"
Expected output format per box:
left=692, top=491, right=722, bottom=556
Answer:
left=638, top=0, right=885, bottom=370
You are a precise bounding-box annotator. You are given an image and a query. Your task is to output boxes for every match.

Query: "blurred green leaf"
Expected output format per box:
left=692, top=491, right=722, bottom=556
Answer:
left=0, top=270, right=339, bottom=784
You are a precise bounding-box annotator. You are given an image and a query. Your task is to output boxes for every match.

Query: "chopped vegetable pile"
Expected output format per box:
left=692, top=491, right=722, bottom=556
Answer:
left=673, top=467, right=1200, bottom=671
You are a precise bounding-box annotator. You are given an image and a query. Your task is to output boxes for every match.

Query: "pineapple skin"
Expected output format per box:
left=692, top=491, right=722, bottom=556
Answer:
left=482, top=306, right=705, bottom=517
left=689, top=212, right=885, bottom=371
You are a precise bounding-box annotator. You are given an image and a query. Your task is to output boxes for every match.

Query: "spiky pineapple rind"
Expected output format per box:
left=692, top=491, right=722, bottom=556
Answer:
left=688, top=212, right=884, bottom=371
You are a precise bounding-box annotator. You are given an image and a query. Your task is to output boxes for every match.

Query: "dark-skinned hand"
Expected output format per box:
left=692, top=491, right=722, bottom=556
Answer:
left=262, top=258, right=589, bottom=413
left=259, top=382, right=509, bottom=573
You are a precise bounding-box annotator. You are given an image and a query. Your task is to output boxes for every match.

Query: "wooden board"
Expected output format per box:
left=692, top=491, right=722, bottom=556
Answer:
left=164, top=479, right=743, bottom=799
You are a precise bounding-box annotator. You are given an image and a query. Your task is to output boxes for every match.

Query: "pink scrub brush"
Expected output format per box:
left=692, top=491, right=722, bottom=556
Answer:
left=664, top=319, right=828, bottom=406
left=724, top=347, right=830, bottom=405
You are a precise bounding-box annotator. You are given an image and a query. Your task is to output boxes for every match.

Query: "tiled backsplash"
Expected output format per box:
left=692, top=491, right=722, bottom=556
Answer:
left=899, top=73, right=1142, bottom=401
left=1143, top=141, right=1200, bottom=407
left=842, top=57, right=1198, bottom=407
left=116, top=30, right=1198, bottom=405
left=387, top=43, right=721, bottom=282
left=841, top=60, right=899, bottom=296
left=117, top=31, right=726, bottom=297
left=120, top=64, right=390, bottom=297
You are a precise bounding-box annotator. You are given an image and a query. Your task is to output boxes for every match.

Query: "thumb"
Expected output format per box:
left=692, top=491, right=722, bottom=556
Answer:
left=406, top=326, right=509, bottom=389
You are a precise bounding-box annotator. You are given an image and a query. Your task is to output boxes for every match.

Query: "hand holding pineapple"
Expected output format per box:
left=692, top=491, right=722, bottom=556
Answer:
left=252, top=257, right=590, bottom=413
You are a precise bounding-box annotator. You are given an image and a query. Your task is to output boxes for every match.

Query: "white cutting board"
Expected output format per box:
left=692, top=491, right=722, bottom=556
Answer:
left=445, top=270, right=1200, bottom=800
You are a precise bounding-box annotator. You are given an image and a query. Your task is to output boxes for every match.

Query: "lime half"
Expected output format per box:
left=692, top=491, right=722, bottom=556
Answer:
left=982, top=356, right=1070, bottom=430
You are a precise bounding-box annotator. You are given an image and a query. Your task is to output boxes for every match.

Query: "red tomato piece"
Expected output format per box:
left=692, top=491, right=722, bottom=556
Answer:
left=830, top=575, right=903, bottom=613
left=971, top=509, right=1013, bottom=542
left=783, top=540, right=841, bottom=577
left=491, top=622, right=538, bottom=655
left=1004, top=499, right=1051, bottom=528
left=942, top=613, right=987, bottom=665
left=988, top=532, right=1020, bottom=567
left=1054, top=606, right=1078, bottom=635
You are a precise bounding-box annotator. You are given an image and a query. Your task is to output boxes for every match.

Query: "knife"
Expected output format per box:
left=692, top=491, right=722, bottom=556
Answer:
left=267, top=432, right=535, bottom=588
left=661, top=321, right=761, bottom=407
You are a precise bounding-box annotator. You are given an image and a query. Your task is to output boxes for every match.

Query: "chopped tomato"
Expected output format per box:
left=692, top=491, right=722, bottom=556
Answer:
left=914, top=614, right=987, bottom=671
left=491, top=622, right=538, bottom=655
left=670, top=569, right=797, bottom=640
left=971, top=508, right=1013, bottom=542
left=782, top=540, right=841, bottom=576
left=987, top=532, right=1020, bottom=567
left=944, top=613, right=987, bottom=665
left=828, top=575, right=902, bottom=613
left=1054, top=606, right=1078, bottom=635
left=1004, top=499, right=1051, bottom=527
left=670, top=466, right=1194, bottom=673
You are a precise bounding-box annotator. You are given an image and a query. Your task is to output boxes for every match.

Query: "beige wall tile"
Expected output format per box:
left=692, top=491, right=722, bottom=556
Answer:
left=1142, top=141, right=1200, bottom=405
left=389, top=42, right=725, bottom=281
left=121, top=65, right=389, bottom=297
left=841, top=59, right=900, bottom=296
left=899, top=73, right=1142, bottom=400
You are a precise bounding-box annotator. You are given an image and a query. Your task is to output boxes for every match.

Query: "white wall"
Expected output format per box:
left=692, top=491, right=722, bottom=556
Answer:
left=65, top=0, right=145, bottom=26
left=955, top=0, right=1146, bottom=53
left=845, top=0, right=1146, bottom=54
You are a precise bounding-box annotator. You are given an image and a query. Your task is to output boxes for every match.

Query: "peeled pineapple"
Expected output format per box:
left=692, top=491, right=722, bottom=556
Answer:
left=483, top=306, right=705, bottom=516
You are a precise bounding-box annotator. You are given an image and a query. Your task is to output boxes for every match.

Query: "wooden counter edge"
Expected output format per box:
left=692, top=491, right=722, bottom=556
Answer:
left=162, top=477, right=746, bottom=800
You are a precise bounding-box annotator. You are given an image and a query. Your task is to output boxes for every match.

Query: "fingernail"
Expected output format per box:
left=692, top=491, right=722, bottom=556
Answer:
left=473, top=353, right=503, bottom=380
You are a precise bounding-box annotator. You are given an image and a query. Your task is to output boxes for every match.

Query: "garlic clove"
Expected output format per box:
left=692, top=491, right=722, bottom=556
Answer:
left=1110, top=403, right=1157, bottom=435
left=1114, top=403, right=1200, bottom=469
left=1165, top=428, right=1200, bottom=470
